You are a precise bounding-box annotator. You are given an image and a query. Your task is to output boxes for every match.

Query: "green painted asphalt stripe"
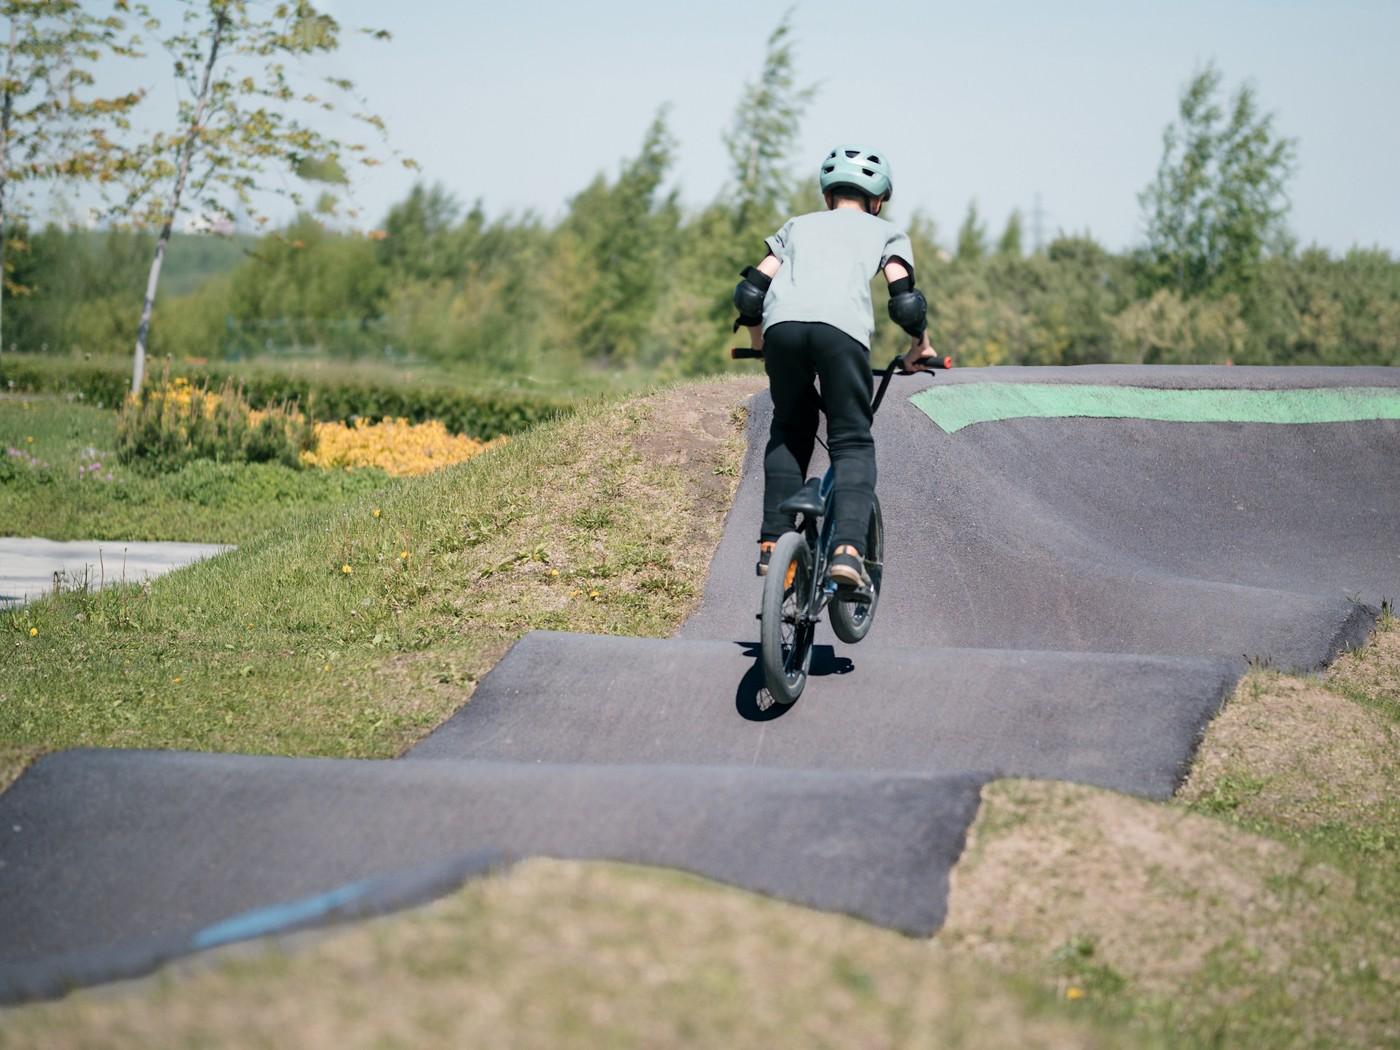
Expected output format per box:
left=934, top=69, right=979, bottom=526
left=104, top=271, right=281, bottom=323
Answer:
left=910, top=384, right=1400, bottom=434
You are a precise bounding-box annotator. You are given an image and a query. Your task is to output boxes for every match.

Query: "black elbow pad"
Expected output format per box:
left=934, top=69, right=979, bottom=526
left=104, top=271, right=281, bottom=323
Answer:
left=732, top=266, right=771, bottom=332
left=887, top=277, right=928, bottom=338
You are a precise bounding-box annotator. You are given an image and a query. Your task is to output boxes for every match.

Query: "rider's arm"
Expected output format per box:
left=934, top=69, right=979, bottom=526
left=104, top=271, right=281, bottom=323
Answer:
left=737, top=253, right=783, bottom=350
left=883, top=259, right=936, bottom=371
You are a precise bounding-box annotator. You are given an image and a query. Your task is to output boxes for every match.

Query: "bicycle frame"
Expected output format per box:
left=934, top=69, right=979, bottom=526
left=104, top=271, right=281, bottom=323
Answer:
left=798, top=469, right=840, bottom=620
left=731, top=347, right=949, bottom=624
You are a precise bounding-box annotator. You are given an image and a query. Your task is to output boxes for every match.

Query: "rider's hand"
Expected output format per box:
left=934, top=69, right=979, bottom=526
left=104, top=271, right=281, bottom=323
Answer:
left=902, top=334, right=937, bottom=372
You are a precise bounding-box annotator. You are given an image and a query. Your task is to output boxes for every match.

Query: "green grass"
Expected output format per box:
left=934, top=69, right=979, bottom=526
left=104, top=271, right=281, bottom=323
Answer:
left=0, top=397, right=391, bottom=542
left=0, top=380, right=750, bottom=758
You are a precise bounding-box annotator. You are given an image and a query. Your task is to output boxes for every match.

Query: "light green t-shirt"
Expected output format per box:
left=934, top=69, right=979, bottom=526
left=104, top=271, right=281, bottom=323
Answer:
left=762, top=209, right=915, bottom=349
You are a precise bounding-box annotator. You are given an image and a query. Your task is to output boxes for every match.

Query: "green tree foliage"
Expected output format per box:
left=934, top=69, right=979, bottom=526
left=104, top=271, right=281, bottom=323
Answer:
left=121, top=0, right=408, bottom=392
left=376, top=183, right=463, bottom=282
left=561, top=109, right=678, bottom=363
left=0, top=0, right=143, bottom=354
left=1139, top=64, right=1296, bottom=299
left=722, top=9, right=815, bottom=233
left=997, top=209, right=1024, bottom=257
left=956, top=201, right=986, bottom=262
left=11, top=47, right=1398, bottom=377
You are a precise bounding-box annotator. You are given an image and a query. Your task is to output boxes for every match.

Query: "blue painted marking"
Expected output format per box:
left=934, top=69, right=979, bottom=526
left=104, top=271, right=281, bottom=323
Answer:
left=191, top=878, right=378, bottom=951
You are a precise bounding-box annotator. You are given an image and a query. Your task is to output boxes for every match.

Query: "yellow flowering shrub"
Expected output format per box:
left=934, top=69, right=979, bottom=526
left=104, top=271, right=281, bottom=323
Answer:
left=119, top=372, right=500, bottom=477
left=301, top=417, right=504, bottom=476
left=118, top=374, right=313, bottom=471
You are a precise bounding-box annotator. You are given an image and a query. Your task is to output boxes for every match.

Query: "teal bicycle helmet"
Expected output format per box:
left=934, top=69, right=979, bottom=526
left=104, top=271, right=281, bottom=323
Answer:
left=819, top=145, right=893, bottom=202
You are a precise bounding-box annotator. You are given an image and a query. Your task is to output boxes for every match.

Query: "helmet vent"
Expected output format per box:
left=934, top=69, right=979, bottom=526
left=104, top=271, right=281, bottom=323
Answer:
left=844, top=150, right=859, bottom=158
left=868, top=155, right=881, bottom=164
left=861, top=168, right=875, bottom=177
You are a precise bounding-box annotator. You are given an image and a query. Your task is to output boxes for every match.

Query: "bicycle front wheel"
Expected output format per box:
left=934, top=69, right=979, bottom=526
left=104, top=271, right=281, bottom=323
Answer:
left=760, top=531, right=815, bottom=705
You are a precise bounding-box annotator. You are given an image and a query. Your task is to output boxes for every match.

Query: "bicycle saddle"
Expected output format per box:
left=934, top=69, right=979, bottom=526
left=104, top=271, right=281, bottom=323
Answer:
left=778, top=478, right=824, bottom=517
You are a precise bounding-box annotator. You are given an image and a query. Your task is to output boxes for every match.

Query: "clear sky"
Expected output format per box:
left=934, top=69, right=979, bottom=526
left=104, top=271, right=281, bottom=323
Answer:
left=71, top=0, right=1400, bottom=253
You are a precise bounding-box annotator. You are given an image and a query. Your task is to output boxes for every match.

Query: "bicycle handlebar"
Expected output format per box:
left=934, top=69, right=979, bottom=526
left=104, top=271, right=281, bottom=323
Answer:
left=730, top=346, right=953, bottom=373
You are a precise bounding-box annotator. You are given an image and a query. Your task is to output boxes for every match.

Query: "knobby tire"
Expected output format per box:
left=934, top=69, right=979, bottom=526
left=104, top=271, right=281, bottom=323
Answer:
left=760, top=531, right=815, bottom=705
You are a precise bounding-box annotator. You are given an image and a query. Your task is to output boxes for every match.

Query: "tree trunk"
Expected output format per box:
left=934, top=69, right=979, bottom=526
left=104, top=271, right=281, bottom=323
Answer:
left=0, top=18, right=18, bottom=360
left=132, top=11, right=227, bottom=394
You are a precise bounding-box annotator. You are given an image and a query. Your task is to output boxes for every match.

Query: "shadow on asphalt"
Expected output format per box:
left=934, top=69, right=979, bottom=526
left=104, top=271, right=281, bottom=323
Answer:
left=734, top=641, right=856, bottom=721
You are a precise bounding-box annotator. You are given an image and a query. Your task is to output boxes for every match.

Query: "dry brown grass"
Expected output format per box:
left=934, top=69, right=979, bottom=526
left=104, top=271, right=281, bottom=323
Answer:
left=1, top=860, right=1128, bottom=1050
left=1177, top=672, right=1397, bottom=835
left=1328, top=610, right=1400, bottom=718
left=942, top=780, right=1397, bottom=1047
left=0, top=746, right=37, bottom=792
left=941, top=617, right=1400, bottom=1049
left=369, top=375, right=759, bottom=750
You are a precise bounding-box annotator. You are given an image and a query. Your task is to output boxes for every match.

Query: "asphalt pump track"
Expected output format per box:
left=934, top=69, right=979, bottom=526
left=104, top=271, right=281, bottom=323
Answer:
left=2, top=366, right=1397, bottom=1002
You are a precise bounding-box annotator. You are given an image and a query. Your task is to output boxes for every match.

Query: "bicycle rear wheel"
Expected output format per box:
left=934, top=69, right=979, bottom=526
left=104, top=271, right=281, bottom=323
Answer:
left=829, top=495, right=884, bottom=644
left=760, top=531, right=815, bottom=705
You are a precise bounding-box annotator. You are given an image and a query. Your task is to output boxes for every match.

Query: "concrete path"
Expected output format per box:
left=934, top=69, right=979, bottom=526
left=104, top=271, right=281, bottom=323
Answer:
left=2, top=365, right=1398, bottom=1002
left=0, top=538, right=231, bottom=608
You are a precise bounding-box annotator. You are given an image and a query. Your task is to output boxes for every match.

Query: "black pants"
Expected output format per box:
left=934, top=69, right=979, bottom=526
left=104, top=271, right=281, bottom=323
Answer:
left=761, top=321, right=875, bottom=552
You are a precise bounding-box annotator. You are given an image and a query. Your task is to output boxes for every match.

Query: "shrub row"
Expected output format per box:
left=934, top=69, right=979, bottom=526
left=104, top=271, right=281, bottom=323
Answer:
left=117, top=376, right=314, bottom=473
left=0, top=353, right=576, bottom=439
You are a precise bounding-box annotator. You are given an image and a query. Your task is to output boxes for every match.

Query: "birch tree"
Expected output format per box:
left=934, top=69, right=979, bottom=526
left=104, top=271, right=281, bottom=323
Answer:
left=124, top=0, right=405, bottom=392
left=0, top=1, right=141, bottom=356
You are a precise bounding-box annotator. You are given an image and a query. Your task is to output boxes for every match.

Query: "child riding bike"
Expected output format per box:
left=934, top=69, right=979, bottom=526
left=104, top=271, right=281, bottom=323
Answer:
left=733, top=145, right=940, bottom=598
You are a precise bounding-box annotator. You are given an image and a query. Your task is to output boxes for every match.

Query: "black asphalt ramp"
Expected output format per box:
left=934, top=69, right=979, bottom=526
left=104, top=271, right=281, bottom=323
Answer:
left=3, top=365, right=1397, bottom=1001
left=411, top=632, right=1237, bottom=799
left=0, top=750, right=985, bottom=998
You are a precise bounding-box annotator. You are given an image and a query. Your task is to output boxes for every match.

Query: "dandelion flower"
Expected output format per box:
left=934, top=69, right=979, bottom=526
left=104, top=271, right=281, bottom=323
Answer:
left=341, top=564, right=353, bottom=575
left=550, top=568, right=560, bottom=577
left=28, top=626, right=38, bottom=637
left=372, top=508, right=382, bottom=519
left=322, top=664, right=332, bottom=672
left=399, top=550, right=410, bottom=560
left=172, top=676, right=182, bottom=683
left=25, top=435, right=33, bottom=444
left=1065, top=987, right=1085, bottom=1001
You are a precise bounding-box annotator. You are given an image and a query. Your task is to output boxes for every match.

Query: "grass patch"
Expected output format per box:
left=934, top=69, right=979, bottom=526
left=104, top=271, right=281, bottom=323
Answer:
left=0, top=397, right=390, bottom=543
left=0, top=859, right=1140, bottom=1050
left=0, top=378, right=757, bottom=759
left=943, top=616, right=1400, bottom=1049
left=0, top=744, right=37, bottom=792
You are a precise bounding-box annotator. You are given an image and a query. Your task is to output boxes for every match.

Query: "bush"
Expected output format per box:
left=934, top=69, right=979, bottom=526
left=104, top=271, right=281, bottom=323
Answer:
left=1112, top=290, right=1249, bottom=364
left=0, top=353, right=575, bottom=439
left=117, top=375, right=313, bottom=472
left=302, top=418, right=502, bottom=476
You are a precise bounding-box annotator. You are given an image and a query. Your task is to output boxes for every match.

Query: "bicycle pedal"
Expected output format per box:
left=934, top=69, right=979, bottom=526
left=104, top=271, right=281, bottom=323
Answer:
left=837, top=588, right=874, bottom=606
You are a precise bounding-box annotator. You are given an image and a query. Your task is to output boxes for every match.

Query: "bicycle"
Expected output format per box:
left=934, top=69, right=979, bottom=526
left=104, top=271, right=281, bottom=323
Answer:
left=731, top=346, right=952, bottom=705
